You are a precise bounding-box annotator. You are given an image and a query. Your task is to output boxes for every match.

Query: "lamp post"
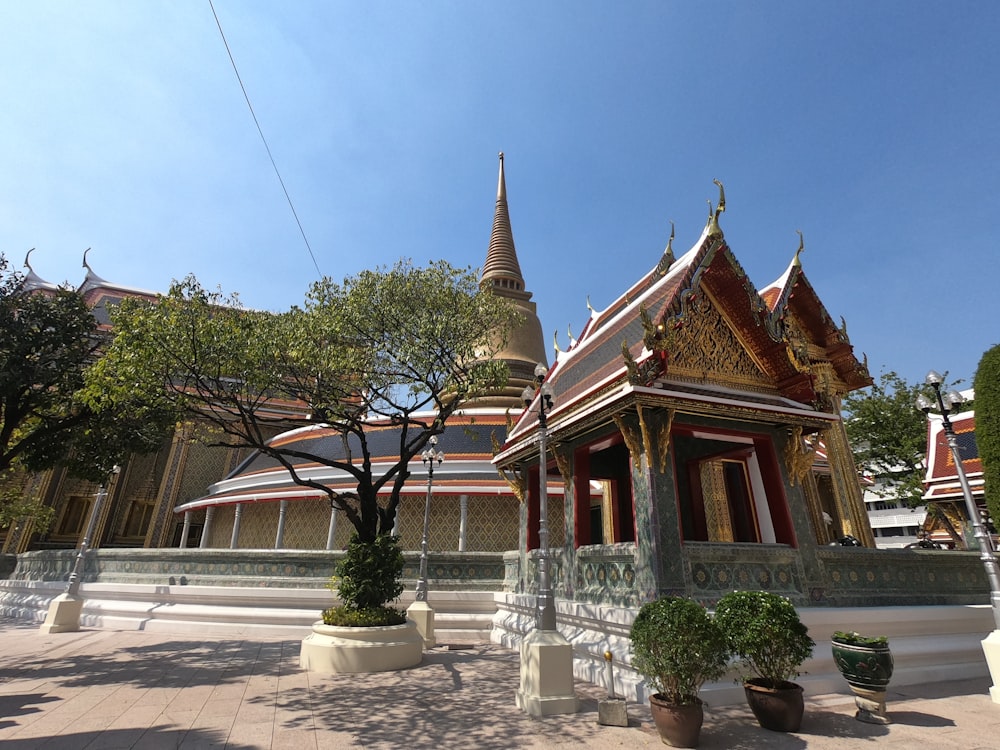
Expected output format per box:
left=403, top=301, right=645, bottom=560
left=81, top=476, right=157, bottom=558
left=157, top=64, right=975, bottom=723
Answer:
left=41, top=465, right=119, bottom=633
left=415, top=436, right=444, bottom=603
left=515, top=363, right=578, bottom=716
left=407, top=435, right=443, bottom=648
left=522, top=363, right=556, bottom=630
left=918, top=370, right=1000, bottom=702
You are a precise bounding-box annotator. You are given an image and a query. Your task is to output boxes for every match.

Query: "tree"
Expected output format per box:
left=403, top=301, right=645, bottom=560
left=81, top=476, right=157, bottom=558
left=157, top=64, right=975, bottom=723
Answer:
left=0, top=255, right=168, bottom=532
left=842, top=370, right=933, bottom=508
left=975, top=345, right=1000, bottom=526
left=90, top=259, right=520, bottom=546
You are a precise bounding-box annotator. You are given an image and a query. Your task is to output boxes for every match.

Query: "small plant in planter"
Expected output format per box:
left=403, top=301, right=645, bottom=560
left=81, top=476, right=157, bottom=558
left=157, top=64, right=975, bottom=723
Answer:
left=630, top=596, right=729, bottom=748
left=323, top=534, right=406, bottom=627
left=714, top=590, right=815, bottom=733
left=831, top=631, right=894, bottom=724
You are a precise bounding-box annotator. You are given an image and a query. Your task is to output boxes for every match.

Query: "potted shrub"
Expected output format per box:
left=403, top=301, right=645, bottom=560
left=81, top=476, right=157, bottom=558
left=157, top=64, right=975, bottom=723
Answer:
left=714, top=590, right=815, bottom=732
left=630, top=596, right=729, bottom=748
left=300, top=534, right=424, bottom=674
left=323, top=533, right=407, bottom=627
left=831, top=631, right=893, bottom=724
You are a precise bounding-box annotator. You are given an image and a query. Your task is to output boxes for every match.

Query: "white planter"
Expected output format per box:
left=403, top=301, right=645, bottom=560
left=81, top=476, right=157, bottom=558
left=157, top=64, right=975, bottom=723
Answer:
left=299, top=619, right=423, bottom=674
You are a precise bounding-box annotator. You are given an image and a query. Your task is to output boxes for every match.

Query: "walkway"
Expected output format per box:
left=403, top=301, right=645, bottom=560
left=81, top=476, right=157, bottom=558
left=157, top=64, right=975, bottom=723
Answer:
left=0, top=618, right=996, bottom=749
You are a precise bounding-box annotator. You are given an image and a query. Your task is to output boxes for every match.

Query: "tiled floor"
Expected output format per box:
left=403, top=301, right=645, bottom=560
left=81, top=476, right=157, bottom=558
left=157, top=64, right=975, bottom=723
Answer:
left=1, top=618, right=997, bottom=749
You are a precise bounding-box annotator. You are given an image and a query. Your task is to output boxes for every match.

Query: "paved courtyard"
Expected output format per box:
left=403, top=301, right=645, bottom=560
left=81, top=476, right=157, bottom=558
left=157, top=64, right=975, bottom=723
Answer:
left=0, top=617, right=997, bottom=749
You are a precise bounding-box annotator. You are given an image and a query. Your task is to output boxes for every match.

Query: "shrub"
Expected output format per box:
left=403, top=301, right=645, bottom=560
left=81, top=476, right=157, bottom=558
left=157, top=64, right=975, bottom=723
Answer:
left=976, top=345, right=1000, bottom=527
left=714, top=590, right=814, bottom=689
left=630, top=596, right=729, bottom=704
left=322, top=605, right=406, bottom=627
left=831, top=631, right=888, bottom=647
left=331, top=534, right=405, bottom=613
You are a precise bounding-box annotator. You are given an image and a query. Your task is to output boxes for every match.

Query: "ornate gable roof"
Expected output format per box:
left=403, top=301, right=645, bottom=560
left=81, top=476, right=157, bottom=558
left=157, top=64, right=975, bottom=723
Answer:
left=760, top=239, right=871, bottom=394
left=922, top=410, right=981, bottom=503
left=501, top=187, right=870, bottom=456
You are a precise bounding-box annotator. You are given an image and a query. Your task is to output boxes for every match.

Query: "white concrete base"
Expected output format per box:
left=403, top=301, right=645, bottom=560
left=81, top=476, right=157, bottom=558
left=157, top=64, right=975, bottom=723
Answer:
left=39, top=593, right=83, bottom=634
left=299, top=620, right=423, bottom=674
left=493, top=593, right=998, bottom=707
left=516, top=628, right=579, bottom=716
left=597, top=698, right=629, bottom=726
left=406, top=600, right=436, bottom=649
left=980, top=629, right=1000, bottom=703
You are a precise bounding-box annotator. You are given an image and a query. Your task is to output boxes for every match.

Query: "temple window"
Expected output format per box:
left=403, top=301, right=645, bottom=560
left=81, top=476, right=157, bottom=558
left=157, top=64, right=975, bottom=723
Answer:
left=56, top=495, right=92, bottom=537
left=672, top=425, right=795, bottom=545
left=572, top=438, right=635, bottom=547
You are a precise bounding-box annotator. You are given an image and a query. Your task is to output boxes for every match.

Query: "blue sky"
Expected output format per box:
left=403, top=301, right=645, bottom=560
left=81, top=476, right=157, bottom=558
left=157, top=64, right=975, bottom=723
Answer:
left=1, top=2, right=997, bottom=389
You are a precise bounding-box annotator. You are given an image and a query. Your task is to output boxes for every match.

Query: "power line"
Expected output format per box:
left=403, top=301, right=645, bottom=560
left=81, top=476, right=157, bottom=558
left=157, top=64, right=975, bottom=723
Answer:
left=208, top=0, right=323, bottom=279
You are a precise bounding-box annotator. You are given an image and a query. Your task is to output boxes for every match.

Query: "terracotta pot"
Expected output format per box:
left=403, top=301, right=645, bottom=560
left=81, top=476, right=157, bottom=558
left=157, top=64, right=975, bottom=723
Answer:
left=743, top=679, right=804, bottom=733
left=648, top=694, right=704, bottom=748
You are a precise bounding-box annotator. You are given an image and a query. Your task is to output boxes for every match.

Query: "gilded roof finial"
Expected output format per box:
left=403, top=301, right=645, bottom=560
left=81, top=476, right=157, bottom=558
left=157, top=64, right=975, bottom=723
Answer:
left=553, top=330, right=562, bottom=356
left=567, top=324, right=576, bottom=348
left=707, top=179, right=726, bottom=235
left=793, top=230, right=805, bottom=267
left=82, top=247, right=93, bottom=272
left=586, top=295, right=595, bottom=314
left=656, top=220, right=676, bottom=276
left=24, top=247, right=36, bottom=270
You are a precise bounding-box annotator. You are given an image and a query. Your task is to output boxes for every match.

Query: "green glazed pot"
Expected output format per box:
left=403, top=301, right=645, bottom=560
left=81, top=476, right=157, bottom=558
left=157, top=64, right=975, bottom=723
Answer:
left=831, top=640, right=893, bottom=691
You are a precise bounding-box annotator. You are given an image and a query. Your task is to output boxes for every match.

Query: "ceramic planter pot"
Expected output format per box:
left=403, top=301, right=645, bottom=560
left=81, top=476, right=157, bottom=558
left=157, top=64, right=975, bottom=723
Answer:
left=648, top=694, right=703, bottom=748
left=743, top=679, right=804, bottom=732
left=831, top=639, right=893, bottom=724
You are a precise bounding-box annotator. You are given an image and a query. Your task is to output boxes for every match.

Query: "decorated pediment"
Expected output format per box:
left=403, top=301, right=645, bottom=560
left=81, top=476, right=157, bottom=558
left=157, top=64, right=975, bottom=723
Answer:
left=668, top=292, right=773, bottom=389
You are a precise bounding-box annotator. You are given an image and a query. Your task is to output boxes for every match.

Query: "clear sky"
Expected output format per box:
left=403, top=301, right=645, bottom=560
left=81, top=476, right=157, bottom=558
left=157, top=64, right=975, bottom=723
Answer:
left=1, top=2, right=997, bottom=389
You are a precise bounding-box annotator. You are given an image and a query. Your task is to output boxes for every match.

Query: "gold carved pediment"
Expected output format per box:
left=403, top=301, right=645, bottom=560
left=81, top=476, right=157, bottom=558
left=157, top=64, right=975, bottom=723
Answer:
left=669, top=293, right=772, bottom=388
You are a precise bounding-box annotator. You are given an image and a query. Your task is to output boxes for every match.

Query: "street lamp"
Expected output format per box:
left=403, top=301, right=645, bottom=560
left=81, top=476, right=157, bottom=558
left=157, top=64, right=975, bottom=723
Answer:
left=41, top=465, right=119, bottom=633
left=415, top=436, right=444, bottom=603
left=916, top=370, right=1000, bottom=622
left=515, top=363, right=578, bottom=717
left=917, top=369, right=1000, bottom=703
left=522, top=363, right=556, bottom=630
left=407, top=435, right=443, bottom=649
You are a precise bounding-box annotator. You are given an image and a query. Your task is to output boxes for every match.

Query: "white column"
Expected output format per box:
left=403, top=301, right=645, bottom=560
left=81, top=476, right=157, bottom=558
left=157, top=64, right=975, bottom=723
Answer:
left=275, top=499, right=288, bottom=549
left=200, top=506, right=215, bottom=549
left=179, top=511, right=192, bottom=548
left=326, top=506, right=338, bottom=550
left=230, top=503, right=243, bottom=549
left=458, top=494, right=469, bottom=552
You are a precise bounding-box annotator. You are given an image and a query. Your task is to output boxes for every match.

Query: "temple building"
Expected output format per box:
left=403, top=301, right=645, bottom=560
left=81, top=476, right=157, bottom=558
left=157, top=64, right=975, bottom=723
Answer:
left=1, top=251, right=278, bottom=556
left=921, top=400, right=989, bottom=548
left=157, top=152, right=556, bottom=558
left=492, top=185, right=879, bottom=638
left=4, top=161, right=998, bottom=704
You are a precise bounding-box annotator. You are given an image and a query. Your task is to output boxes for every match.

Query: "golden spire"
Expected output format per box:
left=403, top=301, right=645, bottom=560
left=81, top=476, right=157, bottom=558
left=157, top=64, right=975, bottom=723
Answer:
left=793, top=230, right=805, bottom=267
left=471, top=153, right=548, bottom=409
left=480, top=152, right=525, bottom=292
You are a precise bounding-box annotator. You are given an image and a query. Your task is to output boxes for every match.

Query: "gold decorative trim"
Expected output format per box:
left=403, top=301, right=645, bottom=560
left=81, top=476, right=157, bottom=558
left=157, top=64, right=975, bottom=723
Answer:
left=637, top=405, right=674, bottom=474
left=612, top=414, right=643, bottom=469
left=783, top=426, right=816, bottom=487
left=552, top=446, right=572, bottom=492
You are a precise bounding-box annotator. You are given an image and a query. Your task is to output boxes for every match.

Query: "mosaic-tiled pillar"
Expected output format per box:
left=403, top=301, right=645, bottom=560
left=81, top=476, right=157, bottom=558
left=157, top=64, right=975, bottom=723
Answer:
left=824, top=419, right=877, bottom=548
left=145, top=423, right=191, bottom=549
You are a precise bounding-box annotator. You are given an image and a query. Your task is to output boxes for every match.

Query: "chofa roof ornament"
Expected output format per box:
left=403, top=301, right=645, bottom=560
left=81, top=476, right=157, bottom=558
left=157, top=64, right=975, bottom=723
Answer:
left=706, top=178, right=726, bottom=235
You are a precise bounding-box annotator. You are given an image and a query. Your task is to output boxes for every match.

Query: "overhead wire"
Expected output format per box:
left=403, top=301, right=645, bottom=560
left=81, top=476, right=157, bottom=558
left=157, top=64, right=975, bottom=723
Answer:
left=208, top=0, right=323, bottom=279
